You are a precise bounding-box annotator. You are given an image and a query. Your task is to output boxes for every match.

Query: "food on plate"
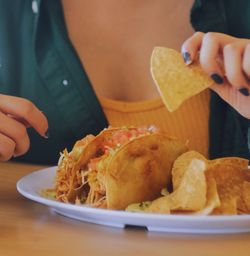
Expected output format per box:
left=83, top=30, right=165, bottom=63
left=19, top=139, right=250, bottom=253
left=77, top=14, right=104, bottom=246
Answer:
left=44, top=126, right=250, bottom=215
left=205, top=156, right=250, bottom=214
left=242, top=181, right=250, bottom=212
left=126, top=150, right=250, bottom=215
left=150, top=47, right=213, bottom=112
left=53, top=126, right=188, bottom=210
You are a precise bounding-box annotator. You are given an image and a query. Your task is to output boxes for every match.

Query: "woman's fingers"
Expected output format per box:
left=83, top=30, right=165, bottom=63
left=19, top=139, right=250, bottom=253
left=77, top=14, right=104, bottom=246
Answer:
left=0, top=94, right=49, bottom=160
left=242, top=43, right=250, bottom=81
left=181, top=31, right=204, bottom=64
left=199, top=33, right=224, bottom=83
left=0, top=94, right=48, bottom=137
left=6, top=114, right=31, bottom=128
left=0, top=133, right=15, bottom=161
left=223, top=42, right=250, bottom=93
left=182, top=32, right=225, bottom=83
left=181, top=32, right=249, bottom=85
left=182, top=32, right=250, bottom=118
left=0, top=111, right=30, bottom=157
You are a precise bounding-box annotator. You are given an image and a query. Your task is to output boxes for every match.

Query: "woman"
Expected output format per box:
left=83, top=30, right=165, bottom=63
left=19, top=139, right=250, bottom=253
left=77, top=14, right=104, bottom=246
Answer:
left=0, top=0, right=250, bottom=164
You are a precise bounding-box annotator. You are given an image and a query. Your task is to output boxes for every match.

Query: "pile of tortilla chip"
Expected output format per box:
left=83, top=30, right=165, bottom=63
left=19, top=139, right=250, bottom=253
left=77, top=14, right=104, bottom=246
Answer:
left=126, top=151, right=250, bottom=215
left=150, top=47, right=213, bottom=112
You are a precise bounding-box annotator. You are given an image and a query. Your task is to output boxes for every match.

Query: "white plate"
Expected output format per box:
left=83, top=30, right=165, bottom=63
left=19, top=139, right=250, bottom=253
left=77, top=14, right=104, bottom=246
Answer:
left=17, top=166, right=250, bottom=234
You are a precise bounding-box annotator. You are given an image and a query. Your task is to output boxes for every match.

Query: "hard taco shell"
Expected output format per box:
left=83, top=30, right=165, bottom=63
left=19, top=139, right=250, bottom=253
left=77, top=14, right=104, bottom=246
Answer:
left=105, top=133, right=188, bottom=209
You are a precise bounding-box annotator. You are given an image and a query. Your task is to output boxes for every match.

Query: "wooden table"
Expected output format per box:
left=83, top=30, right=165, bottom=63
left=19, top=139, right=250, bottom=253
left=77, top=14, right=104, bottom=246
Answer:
left=0, top=161, right=250, bottom=256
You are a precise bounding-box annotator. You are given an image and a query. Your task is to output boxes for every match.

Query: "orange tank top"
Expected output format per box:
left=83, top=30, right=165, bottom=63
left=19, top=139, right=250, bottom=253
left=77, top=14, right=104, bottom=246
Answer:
left=99, top=90, right=210, bottom=157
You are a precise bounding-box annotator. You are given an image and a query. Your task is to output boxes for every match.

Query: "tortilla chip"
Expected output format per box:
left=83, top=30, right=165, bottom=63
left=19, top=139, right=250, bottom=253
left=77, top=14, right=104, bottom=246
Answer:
left=106, top=133, right=188, bottom=209
left=170, top=151, right=249, bottom=215
left=242, top=181, right=250, bottom=212
left=193, top=178, right=221, bottom=215
left=171, top=150, right=207, bottom=190
left=205, top=160, right=249, bottom=214
left=169, top=159, right=207, bottom=211
left=150, top=47, right=213, bottom=112
left=209, top=157, right=249, bottom=170
left=212, top=197, right=238, bottom=215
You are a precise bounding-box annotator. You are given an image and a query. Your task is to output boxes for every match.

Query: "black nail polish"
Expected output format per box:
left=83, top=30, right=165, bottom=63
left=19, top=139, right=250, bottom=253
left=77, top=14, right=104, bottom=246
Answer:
left=182, top=52, right=192, bottom=64
left=239, top=88, right=250, bottom=96
left=44, top=130, right=50, bottom=139
left=210, top=73, right=224, bottom=84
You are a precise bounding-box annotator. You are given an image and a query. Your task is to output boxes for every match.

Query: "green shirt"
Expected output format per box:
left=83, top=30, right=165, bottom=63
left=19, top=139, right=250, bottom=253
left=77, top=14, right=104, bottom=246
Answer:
left=0, top=0, right=249, bottom=164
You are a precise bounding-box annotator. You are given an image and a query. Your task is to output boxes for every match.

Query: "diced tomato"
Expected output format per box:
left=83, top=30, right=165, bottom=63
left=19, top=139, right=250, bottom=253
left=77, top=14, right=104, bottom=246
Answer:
left=101, top=127, right=151, bottom=152
left=89, top=127, right=153, bottom=170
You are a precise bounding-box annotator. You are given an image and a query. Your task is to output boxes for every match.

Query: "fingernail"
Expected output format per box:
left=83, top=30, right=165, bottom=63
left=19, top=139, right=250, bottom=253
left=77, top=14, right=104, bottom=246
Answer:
left=210, top=73, right=224, bottom=84
left=182, top=52, right=192, bottom=65
left=44, top=130, right=49, bottom=139
left=239, top=87, right=249, bottom=96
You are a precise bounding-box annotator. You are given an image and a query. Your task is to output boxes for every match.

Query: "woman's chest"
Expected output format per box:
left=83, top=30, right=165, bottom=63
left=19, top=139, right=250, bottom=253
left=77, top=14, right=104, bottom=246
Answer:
left=62, top=0, right=194, bottom=101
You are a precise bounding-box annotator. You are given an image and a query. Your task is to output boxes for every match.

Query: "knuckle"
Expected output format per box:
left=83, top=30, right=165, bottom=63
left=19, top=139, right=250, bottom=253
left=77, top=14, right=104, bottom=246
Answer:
left=199, top=52, right=211, bottom=70
left=13, top=129, right=30, bottom=156
left=223, top=43, right=238, bottom=53
left=246, top=43, right=250, bottom=50
left=243, top=44, right=250, bottom=77
left=203, top=32, right=217, bottom=42
left=0, top=153, right=12, bottom=162
left=0, top=140, right=15, bottom=161
left=199, top=56, right=208, bottom=70
left=20, top=99, right=36, bottom=117
left=182, top=32, right=204, bottom=51
left=22, top=138, right=30, bottom=154
left=194, top=31, right=204, bottom=37
left=243, top=62, right=250, bottom=77
left=15, top=141, right=30, bottom=156
left=14, top=124, right=27, bottom=139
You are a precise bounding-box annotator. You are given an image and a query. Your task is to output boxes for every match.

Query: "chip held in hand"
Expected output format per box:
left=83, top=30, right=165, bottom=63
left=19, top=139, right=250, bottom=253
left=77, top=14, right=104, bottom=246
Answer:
left=150, top=47, right=213, bottom=112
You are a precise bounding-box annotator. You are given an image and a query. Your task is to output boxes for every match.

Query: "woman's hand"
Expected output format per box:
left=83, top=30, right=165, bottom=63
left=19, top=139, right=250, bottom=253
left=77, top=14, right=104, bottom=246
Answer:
left=182, top=32, right=250, bottom=119
left=0, top=94, right=48, bottom=161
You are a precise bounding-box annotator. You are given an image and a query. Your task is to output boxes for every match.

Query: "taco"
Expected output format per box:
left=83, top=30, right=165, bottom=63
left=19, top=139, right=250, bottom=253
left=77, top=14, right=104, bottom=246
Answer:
left=55, top=126, right=188, bottom=210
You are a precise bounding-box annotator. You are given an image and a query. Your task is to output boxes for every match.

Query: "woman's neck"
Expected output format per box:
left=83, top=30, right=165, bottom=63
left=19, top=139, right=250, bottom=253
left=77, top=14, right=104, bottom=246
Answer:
left=63, top=0, right=193, bottom=47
